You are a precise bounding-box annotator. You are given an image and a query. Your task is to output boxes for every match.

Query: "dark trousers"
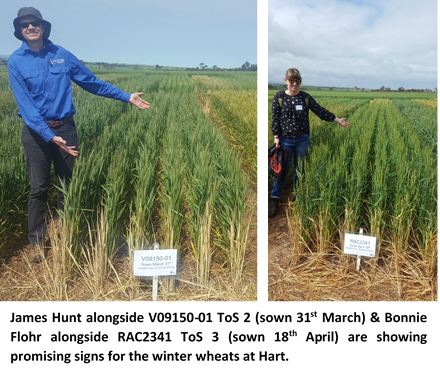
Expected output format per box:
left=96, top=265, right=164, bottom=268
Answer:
left=21, top=120, right=78, bottom=244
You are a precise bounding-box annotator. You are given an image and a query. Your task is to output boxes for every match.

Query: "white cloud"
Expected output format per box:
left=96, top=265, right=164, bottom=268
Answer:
left=269, top=0, right=437, bottom=89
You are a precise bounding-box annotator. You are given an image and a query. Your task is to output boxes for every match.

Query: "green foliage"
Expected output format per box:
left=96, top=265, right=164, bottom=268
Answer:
left=269, top=91, right=437, bottom=259
left=0, top=70, right=254, bottom=285
left=194, top=74, right=257, bottom=186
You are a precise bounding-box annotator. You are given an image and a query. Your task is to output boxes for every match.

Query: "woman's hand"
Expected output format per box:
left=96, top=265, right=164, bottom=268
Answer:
left=274, top=136, right=280, bottom=148
left=335, top=117, right=350, bottom=129
left=129, top=92, right=151, bottom=109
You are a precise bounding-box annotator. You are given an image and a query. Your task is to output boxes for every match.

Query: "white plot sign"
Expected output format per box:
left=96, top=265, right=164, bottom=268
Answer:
left=133, top=249, right=177, bottom=277
left=344, top=233, right=377, bottom=258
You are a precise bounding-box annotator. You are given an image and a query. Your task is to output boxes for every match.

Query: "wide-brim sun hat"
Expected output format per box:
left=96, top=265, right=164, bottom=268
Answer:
left=13, top=7, right=51, bottom=41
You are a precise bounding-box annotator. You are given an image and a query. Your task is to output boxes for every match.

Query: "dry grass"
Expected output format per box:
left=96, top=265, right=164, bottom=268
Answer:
left=269, top=242, right=437, bottom=301
left=0, top=249, right=257, bottom=302
left=269, top=198, right=437, bottom=302
left=0, top=219, right=257, bottom=302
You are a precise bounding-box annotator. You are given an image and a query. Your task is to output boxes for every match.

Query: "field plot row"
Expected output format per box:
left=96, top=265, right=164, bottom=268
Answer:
left=194, top=74, right=257, bottom=185
left=268, top=94, right=437, bottom=260
left=0, top=71, right=257, bottom=300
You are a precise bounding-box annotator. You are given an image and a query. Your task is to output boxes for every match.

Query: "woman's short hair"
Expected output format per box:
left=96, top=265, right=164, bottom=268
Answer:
left=285, top=68, right=302, bottom=83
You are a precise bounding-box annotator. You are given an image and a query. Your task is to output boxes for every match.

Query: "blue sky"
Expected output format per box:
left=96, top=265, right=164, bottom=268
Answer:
left=2, top=0, right=257, bottom=68
left=269, top=0, right=437, bottom=90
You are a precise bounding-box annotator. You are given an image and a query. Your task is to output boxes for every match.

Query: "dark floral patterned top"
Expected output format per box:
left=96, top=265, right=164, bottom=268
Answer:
left=271, top=90, right=336, bottom=137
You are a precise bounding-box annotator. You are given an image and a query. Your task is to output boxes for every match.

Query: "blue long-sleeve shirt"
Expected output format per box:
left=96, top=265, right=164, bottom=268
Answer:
left=8, top=39, right=131, bottom=142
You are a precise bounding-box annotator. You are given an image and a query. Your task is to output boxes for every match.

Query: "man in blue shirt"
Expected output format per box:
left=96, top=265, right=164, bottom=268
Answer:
left=8, top=7, right=151, bottom=262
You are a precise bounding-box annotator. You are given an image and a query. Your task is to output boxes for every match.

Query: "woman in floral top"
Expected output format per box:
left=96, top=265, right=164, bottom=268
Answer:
left=269, top=68, right=350, bottom=218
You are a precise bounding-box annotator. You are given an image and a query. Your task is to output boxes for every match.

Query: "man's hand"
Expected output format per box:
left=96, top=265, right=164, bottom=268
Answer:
left=51, top=136, right=78, bottom=157
left=129, top=92, right=151, bottom=109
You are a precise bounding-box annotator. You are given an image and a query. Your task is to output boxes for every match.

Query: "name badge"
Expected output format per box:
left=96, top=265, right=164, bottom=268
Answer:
left=295, top=105, right=303, bottom=111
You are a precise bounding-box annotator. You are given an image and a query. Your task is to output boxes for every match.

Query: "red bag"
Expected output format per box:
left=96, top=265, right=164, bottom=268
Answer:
left=268, top=143, right=287, bottom=180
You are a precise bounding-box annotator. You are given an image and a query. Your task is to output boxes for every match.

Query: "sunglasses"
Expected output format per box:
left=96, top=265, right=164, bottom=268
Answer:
left=287, top=79, right=301, bottom=84
left=20, top=21, right=41, bottom=29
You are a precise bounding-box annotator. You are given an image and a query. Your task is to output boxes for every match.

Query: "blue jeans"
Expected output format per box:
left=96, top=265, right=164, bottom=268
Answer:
left=271, top=134, right=310, bottom=199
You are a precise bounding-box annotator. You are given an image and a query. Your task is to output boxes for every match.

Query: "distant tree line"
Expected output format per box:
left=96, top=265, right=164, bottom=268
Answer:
left=372, top=85, right=437, bottom=93
left=90, top=62, right=144, bottom=70
left=268, top=83, right=437, bottom=93
left=183, top=61, right=257, bottom=71
left=0, top=57, right=257, bottom=72
left=3, top=58, right=258, bottom=72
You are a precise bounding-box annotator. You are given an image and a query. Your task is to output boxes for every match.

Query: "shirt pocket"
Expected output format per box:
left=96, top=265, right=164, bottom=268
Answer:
left=20, top=68, right=44, bottom=96
left=50, top=65, right=70, bottom=75
left=49, top=65, right=71, bottom=95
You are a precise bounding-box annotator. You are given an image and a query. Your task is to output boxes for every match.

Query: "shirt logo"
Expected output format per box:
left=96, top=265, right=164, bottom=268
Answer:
left=50, top=59, right=65, bottom=66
